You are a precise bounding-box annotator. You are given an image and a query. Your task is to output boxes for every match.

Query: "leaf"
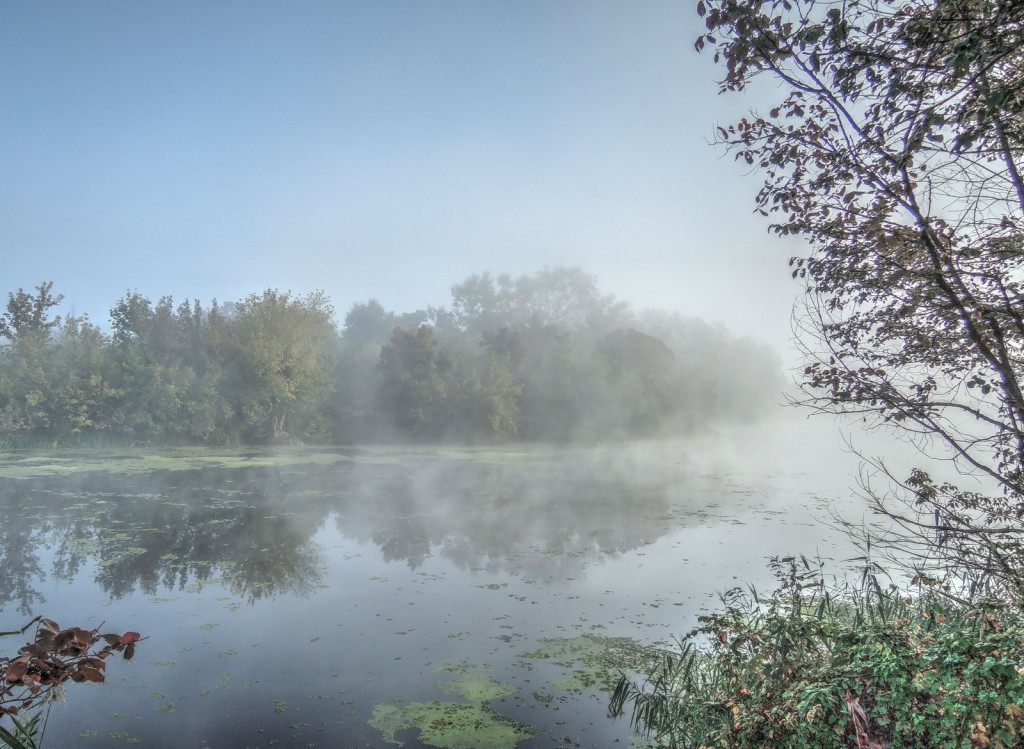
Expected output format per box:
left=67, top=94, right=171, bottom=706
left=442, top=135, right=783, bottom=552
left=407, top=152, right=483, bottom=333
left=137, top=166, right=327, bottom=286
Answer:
left=72, top=667, right=104, bottom=683
left=52, top=630, right=75, bottom=649
left=120, top=632, right=141, bottom=645
left=4, top=660, right=28, bottom=684
left=123, top=643, right=136, bottom=662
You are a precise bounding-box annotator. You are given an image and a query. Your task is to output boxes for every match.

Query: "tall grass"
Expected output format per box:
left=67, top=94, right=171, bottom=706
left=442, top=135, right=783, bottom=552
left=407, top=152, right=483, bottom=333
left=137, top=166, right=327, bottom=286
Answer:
left=610, top=556, right=1024, bottom=748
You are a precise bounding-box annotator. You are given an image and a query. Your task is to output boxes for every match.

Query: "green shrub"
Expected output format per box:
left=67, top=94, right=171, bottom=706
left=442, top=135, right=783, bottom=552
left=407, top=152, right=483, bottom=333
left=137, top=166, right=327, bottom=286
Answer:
left=610, top=557, right=1024, bottom=748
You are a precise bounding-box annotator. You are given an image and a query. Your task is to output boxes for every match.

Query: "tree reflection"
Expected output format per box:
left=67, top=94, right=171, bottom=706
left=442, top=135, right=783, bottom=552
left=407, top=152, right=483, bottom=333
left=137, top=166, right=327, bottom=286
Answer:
left=0, top=444, right=693, bottom=610
left=0, top=466, right=331, bottom=608
left=331, top=446, right=688, bottom=578
left=0, top=508, right=46, bottom=616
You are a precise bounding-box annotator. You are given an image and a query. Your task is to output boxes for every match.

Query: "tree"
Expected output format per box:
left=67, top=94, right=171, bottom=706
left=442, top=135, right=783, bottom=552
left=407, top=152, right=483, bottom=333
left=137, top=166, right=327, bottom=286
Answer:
left=49, top=315, right=117, bottom=438
left=441, top=267, right=631, bottom=337
left=698, top=0, right=1024, bottom=595
left=0, top=282, right=63, bottom=344
left=225, top=290, right=337, bottom=441
left=596, top=329, right=678, bottom=434
left=0, top=283, right=64, bottom=438
left=342, top=300, right=426, bottom=347
left=376, top=326, right=455, bottom=437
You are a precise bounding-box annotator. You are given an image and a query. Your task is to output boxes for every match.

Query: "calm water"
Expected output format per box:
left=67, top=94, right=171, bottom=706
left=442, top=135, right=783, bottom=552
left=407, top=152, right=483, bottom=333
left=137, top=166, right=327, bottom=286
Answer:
left=0, top=419, right=880, bottom=748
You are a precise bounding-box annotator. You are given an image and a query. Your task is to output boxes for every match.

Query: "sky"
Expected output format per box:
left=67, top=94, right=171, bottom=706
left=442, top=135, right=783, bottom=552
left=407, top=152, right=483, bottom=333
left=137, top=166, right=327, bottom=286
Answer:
left=2, top=0, right=803, bottom=352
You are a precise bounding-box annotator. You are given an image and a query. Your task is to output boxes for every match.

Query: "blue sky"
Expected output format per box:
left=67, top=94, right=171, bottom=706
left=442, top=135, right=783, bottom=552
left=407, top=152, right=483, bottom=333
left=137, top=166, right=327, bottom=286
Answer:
left=2, top=1, right=800, bottom=349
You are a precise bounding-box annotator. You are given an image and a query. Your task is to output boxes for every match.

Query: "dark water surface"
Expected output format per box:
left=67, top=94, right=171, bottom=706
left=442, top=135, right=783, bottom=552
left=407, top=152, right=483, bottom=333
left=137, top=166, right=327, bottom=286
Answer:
left=0, top=421, right=871, bottom=748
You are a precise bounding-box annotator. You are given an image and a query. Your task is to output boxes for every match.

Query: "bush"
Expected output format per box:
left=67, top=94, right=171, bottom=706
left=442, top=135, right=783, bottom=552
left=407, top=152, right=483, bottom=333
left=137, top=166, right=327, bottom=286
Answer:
left=610, top=557, right=1024, bottom=749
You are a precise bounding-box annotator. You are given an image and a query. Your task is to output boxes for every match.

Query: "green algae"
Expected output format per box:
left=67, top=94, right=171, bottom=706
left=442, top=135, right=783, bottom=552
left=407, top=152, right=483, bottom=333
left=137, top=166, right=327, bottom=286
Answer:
left=520, top=634, right=662, bottom=693
left=436, top=663, right=516, bottom=703
left=369, top=663, right=529, bottom=748
left=369, top=702, right=532, bottom=749
left=0, top=447, right=354, bottom=479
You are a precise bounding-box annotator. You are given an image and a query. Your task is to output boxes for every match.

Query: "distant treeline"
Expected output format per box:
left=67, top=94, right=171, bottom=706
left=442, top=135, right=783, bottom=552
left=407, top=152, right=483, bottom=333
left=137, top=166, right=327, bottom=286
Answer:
left=0, top=268, right=782, bottom=445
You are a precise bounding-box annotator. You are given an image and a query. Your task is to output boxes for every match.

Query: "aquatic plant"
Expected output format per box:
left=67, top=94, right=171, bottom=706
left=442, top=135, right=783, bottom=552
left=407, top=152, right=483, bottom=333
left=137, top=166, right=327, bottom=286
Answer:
left=610, top=556, right=1024, bottom=748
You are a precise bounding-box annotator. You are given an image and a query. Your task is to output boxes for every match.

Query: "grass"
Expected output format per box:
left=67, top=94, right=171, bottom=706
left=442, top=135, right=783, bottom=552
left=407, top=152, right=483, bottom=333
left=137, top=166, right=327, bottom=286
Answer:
left=610, top=556, right=1024, bottom=749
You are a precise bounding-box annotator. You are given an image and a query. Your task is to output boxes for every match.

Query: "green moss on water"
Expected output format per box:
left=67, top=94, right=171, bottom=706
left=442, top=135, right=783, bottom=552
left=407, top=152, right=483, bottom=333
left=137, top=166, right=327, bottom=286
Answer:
left=0, top=447, right=353, bottom=479
left=520, top=634, right=662, bottom=693
left=436, top=664, right=516, bottom=703
left=369, top=664, right=528, bottom=748
left=369, top=701, right=532, bottom=749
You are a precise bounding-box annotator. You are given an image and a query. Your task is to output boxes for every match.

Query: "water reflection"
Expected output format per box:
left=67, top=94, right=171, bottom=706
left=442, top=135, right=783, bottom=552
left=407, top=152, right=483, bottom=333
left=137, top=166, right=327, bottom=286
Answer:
left=0, top=502, right=47, bottom=615
left=0, top=426, right=866, bottom=748
left=0, top=445, right=693, bottom=607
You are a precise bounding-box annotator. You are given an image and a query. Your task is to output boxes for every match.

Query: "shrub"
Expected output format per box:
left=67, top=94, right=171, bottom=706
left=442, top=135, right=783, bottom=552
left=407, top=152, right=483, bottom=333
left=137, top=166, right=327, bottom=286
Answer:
left=610, top=557, right=1024, bottom=749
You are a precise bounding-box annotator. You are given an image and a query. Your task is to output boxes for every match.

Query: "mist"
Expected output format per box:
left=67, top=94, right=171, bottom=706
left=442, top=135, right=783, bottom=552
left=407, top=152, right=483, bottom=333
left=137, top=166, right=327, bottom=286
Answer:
left=0, top=412, right=876, bottom=747
left=0, top=2, right=942, bottom=746
left=0, top=267, right=784, bottom=448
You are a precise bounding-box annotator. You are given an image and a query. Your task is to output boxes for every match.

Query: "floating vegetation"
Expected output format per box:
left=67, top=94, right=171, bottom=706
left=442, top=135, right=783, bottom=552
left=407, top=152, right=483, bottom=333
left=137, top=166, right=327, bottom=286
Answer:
left=520, top=635, right=662, bottom=693
left=370, top=702, right=532, bottom=749
left=369, top=663, right=530, bottom=748
left=0, top=447, right=353, bottom=479
left=0, top=432, right=831, bottom=747
left=107, top=731, right=140, bottom=744
left=436, top=664, right=517, bottom=703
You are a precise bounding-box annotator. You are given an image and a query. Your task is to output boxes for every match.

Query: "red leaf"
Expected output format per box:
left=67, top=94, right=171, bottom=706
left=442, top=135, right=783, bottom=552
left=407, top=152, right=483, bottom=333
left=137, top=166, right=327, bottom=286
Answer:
left=5, top=659, right=29, bottom=683
left=120, top=632, right=141, bottom=645
left=76, top=667, right=105, bottom=683
left=123, top=643, right=136, bottom=661
left=53, top=630, right=75, bottom=649
left=82, top=657, right=107, bottom=671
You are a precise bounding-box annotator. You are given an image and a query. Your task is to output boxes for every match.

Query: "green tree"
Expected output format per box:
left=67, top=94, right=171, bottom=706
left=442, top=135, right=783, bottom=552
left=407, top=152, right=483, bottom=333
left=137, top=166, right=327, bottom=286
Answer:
left=477, top=327, right=527, bottom=439
left=49, top=315, right=117, bottom=438
left=0, top=282, right=63, bottom=344
left=376, top=326, right=455, bottom=437
left=0, top=283, right=65, bottom=439
left=107, top=292, right=197, bottom=441
left=342, top=299, right=426, bottom=347
left=442, top=267, right=631, bottom=337
left=516, top=324, right=587, bottom=440
left=225, top=289, right=337, bottom=441
left=596, top=329, right=678, bottom=435
left=697, top=0, right=1024, bottom=590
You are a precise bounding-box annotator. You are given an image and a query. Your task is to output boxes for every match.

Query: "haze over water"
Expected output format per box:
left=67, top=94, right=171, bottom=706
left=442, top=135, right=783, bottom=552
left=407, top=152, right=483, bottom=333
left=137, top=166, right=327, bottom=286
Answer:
left=0, top=414, right=894, bottom=747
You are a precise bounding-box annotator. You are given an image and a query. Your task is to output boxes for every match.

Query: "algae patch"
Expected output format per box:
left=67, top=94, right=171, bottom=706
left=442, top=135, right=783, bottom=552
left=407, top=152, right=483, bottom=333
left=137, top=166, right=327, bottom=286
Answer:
left=370, top=702, right=532, bottom=749
left=436, top=663, right=516, bottom=703
left=0, top=447, right=351, bottom=479
left=369, top=663, right=530, bottom=748
left=520, top=634, right=662, bottom=693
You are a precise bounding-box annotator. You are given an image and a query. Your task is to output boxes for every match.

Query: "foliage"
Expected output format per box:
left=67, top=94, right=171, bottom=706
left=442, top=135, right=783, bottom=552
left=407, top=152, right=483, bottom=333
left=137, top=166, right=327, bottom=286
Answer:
left=697, top=0, right=1024, bottom=591
left=611, top=557, right=1024, bottom=748
left=224, top=289, right=337, bottom=441
left=0, top=269, right=782, bottom=445
left=0, top=617, right=141, bottom=748
left=376, top=325, right=456, bottom=436
left=0, top=284, right=63, bottom=345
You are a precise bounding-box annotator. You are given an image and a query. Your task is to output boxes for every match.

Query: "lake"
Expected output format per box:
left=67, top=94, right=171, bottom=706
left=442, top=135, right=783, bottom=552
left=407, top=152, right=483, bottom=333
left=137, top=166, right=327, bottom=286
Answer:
left=0, top=417, right=885, bottom=748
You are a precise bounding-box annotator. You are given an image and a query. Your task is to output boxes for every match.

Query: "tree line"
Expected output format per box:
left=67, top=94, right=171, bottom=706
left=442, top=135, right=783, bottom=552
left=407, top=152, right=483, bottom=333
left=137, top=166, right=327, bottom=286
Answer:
left=0, top=268, right=781, bottom=445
